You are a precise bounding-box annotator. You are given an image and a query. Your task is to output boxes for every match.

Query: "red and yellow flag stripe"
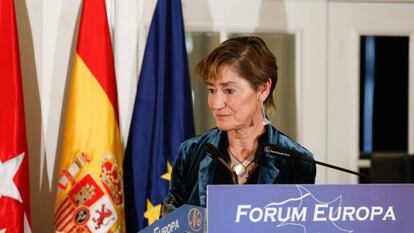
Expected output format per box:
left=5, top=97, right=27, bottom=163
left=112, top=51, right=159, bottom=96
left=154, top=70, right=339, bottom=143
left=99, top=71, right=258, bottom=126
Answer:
left=54, top=0, right=124, bottom=232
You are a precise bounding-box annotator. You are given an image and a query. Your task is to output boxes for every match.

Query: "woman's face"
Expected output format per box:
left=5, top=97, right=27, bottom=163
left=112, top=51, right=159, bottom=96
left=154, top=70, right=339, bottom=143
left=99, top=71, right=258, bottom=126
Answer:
left=207, top=66, right=268, bottom=131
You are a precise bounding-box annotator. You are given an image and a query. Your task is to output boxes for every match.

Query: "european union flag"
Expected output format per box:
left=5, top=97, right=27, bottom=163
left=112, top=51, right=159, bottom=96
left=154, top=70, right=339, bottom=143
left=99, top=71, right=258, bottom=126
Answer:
left=123, top=0, right=195, bottom=231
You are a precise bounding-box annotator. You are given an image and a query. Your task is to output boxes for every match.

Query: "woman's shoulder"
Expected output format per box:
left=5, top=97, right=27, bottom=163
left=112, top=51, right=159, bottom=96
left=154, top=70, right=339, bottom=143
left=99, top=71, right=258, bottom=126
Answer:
left=179, top=128, right=222, bottom=152
left=269, top=125, right=313, bottom=159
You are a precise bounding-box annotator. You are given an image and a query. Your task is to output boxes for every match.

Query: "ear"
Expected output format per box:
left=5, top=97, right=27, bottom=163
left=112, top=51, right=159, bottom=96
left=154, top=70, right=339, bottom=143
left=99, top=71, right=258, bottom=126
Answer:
left=259, top=79, right=272, bottom=102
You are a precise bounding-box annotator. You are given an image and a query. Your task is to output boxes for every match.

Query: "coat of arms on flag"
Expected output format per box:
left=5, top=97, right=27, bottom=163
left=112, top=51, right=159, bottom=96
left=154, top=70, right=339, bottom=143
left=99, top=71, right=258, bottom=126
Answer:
left=55, top=169, right=120, bottom=232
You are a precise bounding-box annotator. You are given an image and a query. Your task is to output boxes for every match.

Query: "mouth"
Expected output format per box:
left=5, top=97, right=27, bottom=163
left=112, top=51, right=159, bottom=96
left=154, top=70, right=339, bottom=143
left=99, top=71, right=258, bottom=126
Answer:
left=215, top=114, right=231, bottom=118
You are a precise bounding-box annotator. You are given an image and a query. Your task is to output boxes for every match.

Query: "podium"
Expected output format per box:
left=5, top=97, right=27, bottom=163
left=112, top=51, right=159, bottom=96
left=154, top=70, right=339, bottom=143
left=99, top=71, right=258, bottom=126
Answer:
left=138, top=204, right=206, bottom=233
left=140, top=184, right=414, bottom=233
left=207, top=184, right=414, bottom=233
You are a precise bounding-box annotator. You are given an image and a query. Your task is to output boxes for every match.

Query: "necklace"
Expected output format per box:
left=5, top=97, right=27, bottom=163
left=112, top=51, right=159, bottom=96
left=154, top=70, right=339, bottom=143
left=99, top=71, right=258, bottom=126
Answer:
left=227, top=148, right=255, bottom=177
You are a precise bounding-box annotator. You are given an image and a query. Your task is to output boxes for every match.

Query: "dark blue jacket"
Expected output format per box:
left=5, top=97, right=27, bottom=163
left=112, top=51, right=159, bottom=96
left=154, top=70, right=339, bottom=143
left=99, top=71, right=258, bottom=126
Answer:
left=165, top=125, right=316, bottom=207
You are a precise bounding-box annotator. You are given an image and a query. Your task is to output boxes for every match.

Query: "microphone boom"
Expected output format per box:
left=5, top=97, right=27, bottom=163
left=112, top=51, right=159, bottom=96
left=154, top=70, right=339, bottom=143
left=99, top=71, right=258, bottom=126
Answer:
left=263, top=143, right=370, bottom=181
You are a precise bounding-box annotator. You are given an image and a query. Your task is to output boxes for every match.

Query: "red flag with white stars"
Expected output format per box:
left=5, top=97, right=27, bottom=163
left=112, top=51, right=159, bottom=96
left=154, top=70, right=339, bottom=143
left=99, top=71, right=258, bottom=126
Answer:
left=0, top=0, right=32, bottom=232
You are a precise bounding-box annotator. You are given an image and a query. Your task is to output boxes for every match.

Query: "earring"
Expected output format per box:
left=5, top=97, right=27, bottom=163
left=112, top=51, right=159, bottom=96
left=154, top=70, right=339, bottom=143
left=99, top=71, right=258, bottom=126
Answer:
left=262, top=103, right=271, bottom=125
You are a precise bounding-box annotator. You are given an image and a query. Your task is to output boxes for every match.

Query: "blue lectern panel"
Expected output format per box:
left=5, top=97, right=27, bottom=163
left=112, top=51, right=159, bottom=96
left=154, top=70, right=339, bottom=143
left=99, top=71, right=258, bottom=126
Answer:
left=207, top=184, right=414, bottom=233
left=138, top=204, right=205, bottom=233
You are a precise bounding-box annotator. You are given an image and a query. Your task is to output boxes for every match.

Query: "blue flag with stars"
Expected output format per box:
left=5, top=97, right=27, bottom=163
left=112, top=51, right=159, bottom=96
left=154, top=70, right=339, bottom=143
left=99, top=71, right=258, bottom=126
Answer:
left=123, top=0, right=195, bottom=231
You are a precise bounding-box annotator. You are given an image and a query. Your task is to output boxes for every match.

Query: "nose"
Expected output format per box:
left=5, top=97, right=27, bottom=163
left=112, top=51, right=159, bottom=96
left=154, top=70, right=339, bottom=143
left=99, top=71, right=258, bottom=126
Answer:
left=208, top=92, right=225, bottom=110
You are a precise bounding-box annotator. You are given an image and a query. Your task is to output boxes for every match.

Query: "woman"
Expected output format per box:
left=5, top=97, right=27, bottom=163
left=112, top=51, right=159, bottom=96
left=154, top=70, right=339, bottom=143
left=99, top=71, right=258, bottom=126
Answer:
left=162, top=36, right=316, bottom=212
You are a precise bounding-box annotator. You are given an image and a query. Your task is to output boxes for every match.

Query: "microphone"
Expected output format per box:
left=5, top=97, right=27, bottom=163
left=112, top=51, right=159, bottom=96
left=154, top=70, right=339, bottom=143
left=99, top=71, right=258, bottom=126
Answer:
left=205, top=143, right=238, bottom=184
left=260, top=142, right=370, bottom=181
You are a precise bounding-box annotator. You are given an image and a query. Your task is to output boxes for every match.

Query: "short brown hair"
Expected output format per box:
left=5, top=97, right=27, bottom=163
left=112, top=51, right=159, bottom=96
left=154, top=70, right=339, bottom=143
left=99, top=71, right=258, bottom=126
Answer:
left=194, top=36, right=278, bottom=108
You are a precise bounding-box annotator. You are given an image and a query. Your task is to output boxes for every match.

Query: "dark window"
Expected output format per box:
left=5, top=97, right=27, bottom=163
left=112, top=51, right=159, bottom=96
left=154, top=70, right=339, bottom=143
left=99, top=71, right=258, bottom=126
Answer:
left=359, top=36, right=410, bottom=184
left=359, top=36, right=409, bottom=153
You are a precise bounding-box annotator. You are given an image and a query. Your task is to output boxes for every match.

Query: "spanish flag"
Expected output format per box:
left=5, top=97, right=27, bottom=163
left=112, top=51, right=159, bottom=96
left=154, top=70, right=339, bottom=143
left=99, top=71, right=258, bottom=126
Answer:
left=54, top=0, right=124, bottom=232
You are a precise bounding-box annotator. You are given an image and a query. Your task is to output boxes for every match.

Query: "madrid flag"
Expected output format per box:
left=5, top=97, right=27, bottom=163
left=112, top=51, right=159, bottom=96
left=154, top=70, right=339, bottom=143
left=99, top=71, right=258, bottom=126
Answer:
left=0, top=0, right=32, bottom=232
left=54, top=0, right=125, bottom=232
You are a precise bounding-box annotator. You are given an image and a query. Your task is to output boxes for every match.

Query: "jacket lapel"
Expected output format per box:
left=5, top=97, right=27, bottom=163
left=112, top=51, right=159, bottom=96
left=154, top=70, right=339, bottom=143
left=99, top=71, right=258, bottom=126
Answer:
left=198, top=155, right=216, bottom=207
left=258, top=125, right=281, bottom=184
left=257, top=155, right=280, bottom=184
left=198, top=130, right=222, bottom=207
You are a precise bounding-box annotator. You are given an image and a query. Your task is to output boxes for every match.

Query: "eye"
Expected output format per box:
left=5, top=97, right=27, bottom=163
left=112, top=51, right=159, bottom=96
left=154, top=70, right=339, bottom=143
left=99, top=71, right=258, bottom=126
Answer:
left=224, top=88, right=235, bottom=95
left=207, top=88, right=216, bottom=94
